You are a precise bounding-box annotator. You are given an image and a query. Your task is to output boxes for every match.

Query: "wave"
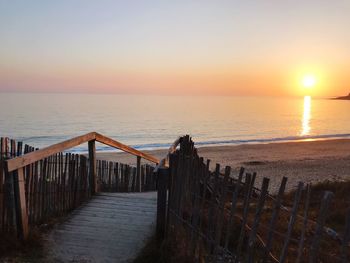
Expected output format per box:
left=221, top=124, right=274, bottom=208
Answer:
left=67, top=133, right=350, bottom=153
left=193, top=133, right=350, bottom=146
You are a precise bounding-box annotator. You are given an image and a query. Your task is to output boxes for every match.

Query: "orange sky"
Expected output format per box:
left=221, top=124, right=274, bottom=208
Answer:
left=0, top=1, right=349, bottom=97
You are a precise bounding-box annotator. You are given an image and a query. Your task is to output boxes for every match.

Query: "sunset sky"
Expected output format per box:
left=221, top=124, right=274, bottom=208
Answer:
left=0, top=1, right=349, bottom=97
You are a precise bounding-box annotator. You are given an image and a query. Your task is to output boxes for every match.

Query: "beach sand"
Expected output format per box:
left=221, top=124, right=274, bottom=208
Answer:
left=96, top=139, right=350, bottom=193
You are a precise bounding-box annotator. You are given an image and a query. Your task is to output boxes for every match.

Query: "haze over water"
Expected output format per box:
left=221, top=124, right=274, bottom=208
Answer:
left=0, top=93, right=349, bottom=152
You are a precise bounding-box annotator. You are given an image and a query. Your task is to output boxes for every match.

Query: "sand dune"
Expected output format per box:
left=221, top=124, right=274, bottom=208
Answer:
left=96, top=139, right=350, bottom=193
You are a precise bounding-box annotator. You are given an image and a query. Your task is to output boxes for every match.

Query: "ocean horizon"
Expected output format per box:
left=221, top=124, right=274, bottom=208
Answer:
left=1, top=93, right=349, bottom=152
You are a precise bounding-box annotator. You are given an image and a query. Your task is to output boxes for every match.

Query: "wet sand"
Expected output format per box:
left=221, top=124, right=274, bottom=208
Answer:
left=96, top=139, right=350, bottom=193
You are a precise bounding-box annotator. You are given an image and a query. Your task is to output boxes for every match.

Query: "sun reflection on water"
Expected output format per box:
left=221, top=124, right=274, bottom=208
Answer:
left=301, top=96, right=311, bottom=136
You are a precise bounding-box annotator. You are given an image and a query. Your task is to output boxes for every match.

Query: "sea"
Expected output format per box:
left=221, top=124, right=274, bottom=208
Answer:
left=0, top=93, right=349, bottom=153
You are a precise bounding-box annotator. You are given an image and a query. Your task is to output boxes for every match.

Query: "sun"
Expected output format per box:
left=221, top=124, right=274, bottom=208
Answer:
left=302, top=74, right=316, bottom=89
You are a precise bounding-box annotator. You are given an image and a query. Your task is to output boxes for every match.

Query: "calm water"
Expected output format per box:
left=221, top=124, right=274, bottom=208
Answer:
left=0, top=93, right=349, bottom=152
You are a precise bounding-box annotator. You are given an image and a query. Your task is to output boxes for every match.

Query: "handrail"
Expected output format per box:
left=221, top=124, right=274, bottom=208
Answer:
left=6, top=132, right=159, bottom=172
left=94, top=133, right=158, bottom=164
left=154, top=137, right=181, bottom=172
left=6, top=131, right=160, bottom=240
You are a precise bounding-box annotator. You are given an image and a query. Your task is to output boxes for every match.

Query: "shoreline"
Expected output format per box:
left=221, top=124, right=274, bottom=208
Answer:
left=76, top=134, right=350, bottom=154
left=96, top=138, right=350, bottom=193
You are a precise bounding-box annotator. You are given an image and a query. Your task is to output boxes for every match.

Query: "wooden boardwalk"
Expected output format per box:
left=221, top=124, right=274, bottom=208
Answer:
left=43, top=192, right=157, bottom=263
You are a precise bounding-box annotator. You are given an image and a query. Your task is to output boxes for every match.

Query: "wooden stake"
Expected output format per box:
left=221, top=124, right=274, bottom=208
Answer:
left=88, top=140, right=97, bottom=194
left=12, top=167, right=29, bottom=240
left=156, top=167, right=169, bottom=240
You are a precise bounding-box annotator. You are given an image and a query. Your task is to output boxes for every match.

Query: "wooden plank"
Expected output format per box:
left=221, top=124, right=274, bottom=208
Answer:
left=108, top=162, right=113, bottom=192
left=156, top=167, right=169, bottom=240
left=125, top=166, right=130, bottom=192
left=224, top=167, right=244, bottom=250
left=62, top=154, right=68, bottom=213
left=279, top=182, right=304, bottom=263
left=88, top=140, right=97, bottom=194
left=235, top=173, right=253, bottom=262
left=296, top=184, right=311, bottom=263
left=137, top=156, right=141, bottom=192
left=0, top=156, right=3, bottom=229
left=6, top=139, right=16, bottom=230
left=247, top=177, right=270, bottom=263
left=115, top=162, right=119, bottom=192
left=262, top=176, right=288, bottom=262
left=32, top=158, right=39, bottom=222
left=0, top=138, right=4, bottom=230
left=190, top=156, right=202, bottom=256
left=131, top=167, right=136, bottom=192
left=141, top=164, right=145, bottom=192
left=207, top=164, right=221, bottom=251
left=214, top=166, right=231, bottom=253
left=43, top=191, right=157, bottom=262
left=7, top=132, right=159, bottom=173
left=199, top=159, right=211, bottom=231
left=309, top=191, right=334, bottom=263
left=12, top=167, right=29, bottom=239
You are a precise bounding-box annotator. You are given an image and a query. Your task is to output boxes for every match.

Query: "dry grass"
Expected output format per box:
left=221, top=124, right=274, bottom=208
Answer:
left=133, top=231, right=194, bottom=263
left=0, top=229, right=44, bottom=262
left=0, top=215, right=68, bottom=262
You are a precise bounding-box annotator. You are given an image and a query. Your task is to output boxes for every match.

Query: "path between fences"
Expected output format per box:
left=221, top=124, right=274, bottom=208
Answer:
left=42, top=191, right=157, bottom=263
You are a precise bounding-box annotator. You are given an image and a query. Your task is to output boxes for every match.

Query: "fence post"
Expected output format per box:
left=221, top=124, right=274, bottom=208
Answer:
left=88, top=140, right=98, bottom=194
left=10, top=166, right=29, bottom=240
left=137, top=156, right=141, bottom=192
left=156, top=167, right=169, bottom=240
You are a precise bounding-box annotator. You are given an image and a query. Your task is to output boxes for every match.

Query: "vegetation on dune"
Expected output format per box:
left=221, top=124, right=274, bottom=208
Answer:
left=135, top=179, right=350, bottom=263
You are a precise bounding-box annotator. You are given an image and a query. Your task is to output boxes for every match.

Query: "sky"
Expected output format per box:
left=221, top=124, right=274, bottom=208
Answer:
left=0, top=0, right=349, bottom=97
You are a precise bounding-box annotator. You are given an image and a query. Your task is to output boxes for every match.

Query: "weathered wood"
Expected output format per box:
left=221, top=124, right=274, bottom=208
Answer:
left=0, top=158, right=3, bottom=229
left=43, top=192, right=157, bottom=262
left=235, top=173, right=253, bottom=262
left=88, top=140, right=97, bottom=194
left=156, top=167, right=169, bottom=240
left=5, top=138, right=15, bottom=231
left=115, top=162, right=119, bottom=192
left=214, top=166, right=231, bottom=253
left=154, top=137, right=181, bottom=172
left=262, top=176, right=288, bottom=262
left=108, top=162, right=113, bottom=192
left=247, top=177, right=270, bottom=263
left=95, top=133, right=159, bottom=164
left=12, top=167, right=29, bottom=239
left=191, top=157, right=204, bottom=257
left=131, top=167, right=136, bottom=192
left=7, top=133, right=96, bottom=172
left=7, top=132, right=159, bottom=173
left=89, top=140, right=98, bottom=194
left=137, top=156, right=141, bottom=192
left=309, top=191, right=334, bottom=263
left=296, top=184, right=311, bottom=263
left=199, top=159, right=211, bottom=231
left=224, top=167, right=244, bottom=250
left=207, top=164, right=221, bottom=251
left=279, top=182, right=304, bottom=263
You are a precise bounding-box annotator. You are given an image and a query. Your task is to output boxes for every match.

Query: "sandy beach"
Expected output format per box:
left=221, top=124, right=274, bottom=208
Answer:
left=97, top=138, right=350, bottom=193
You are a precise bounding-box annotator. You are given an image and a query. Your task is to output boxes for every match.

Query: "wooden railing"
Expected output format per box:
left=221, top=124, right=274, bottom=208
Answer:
left=4, top=132, right=159, bottom=240
left=154, top=137, right=181, bottom=172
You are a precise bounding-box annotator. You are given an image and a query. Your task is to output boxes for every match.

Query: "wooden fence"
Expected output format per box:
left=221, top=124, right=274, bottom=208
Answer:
left=1, top=133, right=158, bottom=239
left=97, top=160, right=155, bottom=192
left=156, top=135, right=350, bottom=263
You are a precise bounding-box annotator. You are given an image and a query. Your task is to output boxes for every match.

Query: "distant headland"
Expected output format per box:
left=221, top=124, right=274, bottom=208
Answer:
left=331, top=93, right=350, bottom=100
